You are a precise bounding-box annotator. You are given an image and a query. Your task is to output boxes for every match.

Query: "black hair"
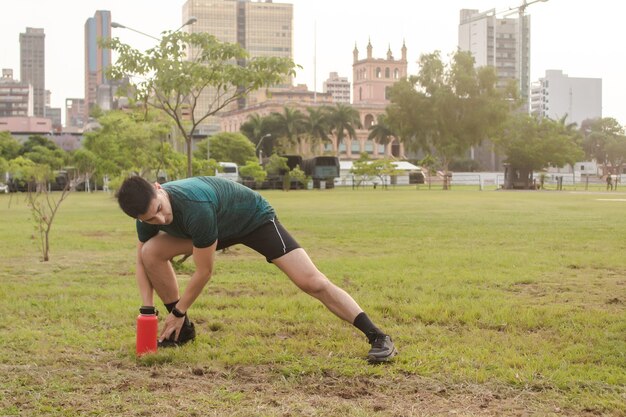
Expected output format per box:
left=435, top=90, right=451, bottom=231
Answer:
left=115, top=176, right=156, bottom=218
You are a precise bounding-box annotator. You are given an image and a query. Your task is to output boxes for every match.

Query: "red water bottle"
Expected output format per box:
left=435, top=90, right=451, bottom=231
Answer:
left=136, top=306, right=158, bottom=356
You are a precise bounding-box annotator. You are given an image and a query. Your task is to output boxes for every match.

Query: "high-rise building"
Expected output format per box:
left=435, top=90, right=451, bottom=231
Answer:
left=531, top=70, right=602, bottom=127
left=20, top=27, right=45, bottom=117
left=0, top=69, right=33, bottom=117
left=182, top=0, right=293, bottom=133
left=458, top=9, right=530, bottom=105
left=85, top=10, right=112, bottom=122
left=323, top=72, right=350, bottom=104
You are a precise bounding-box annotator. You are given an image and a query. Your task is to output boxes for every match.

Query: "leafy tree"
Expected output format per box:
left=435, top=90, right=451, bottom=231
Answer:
left=0, top=157, right=7, bottom=178
left=104, top=31, right=296, bottom=177
left=368, top=114, right=396, bottom=156
left=194, top=132, right=256, bottom=166
left=72, top=149, right=98, bottom=192
left=8, top=156, right=39, bottom=190
left=326, top=103, right=362, bottom=155
left=289, top=165, right=309, bottom=189
left=23, top=145, right=67, bottom=170
left=581, top=117, right=626, bottom=175
left=19, top=135, right=60, bottom=155
left=303, top=106, right=331, bottom=154
left=386, top=51, right=515, bottom=189
left=239, top=160, right=267, bottom=186
left=271, top=107, right=307, bottom=154
left=0, top=132, right=21, bottom=160
left=83, top=110, right=170, bottom=180
left=494, top=114, right=584, bottom=189
left=350, top=153, right=398, bottom=189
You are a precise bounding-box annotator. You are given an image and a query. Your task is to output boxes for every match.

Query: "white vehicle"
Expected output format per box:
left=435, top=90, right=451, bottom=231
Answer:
left=0, top=183, right=8, bottom=193
left=216, top=162, right=240, bottom=182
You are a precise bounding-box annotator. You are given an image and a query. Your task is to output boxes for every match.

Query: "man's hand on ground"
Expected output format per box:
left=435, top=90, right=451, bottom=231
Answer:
left=159, top=314, right=185, bottom=342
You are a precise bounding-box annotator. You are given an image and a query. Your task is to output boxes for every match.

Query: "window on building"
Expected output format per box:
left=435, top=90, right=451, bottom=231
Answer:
left=394, top=68, right=399, bottom=79
left=376, top=67, right=381, bottom=78
left=385, top=68, right=390, bottom=78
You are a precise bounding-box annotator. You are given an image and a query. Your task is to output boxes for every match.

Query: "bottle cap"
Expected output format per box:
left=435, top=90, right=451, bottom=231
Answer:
left=139, top=306, right=158, bottom=315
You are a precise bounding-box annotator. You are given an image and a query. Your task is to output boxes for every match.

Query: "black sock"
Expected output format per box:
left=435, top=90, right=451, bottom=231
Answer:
left=353, top=312, right=384, bottom=343
left=164, top=300, right=178, bottom=313
left=164, top=300, right=190, bottom=326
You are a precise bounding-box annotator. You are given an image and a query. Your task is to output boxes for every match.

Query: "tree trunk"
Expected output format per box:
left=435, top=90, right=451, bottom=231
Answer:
left=186, top=138, right=193, bottom=178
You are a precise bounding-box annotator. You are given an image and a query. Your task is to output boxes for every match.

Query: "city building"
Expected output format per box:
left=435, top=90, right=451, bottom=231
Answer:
left=19, top=27, right=45, bottom=117
left=531, top=70, right=602, bottom=127
left=458, top=9, right=533, bottom=171
left=323, top=72, right=350, bottom=104
left=182, top=0, right=293, bottom=133
left=0, top=116, right=52, bottom=136
left=458, top=9, right=530, bottom=104
left=85, top=10, right=112, bottom=122
left=65, top=98, right=87, bottom=129
left=0, top=69, right=33, bottom=118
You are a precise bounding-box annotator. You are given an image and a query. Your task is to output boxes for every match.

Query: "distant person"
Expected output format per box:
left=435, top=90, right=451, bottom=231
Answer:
left=115, top=176, right=397, bottom=363
left=606, top=174, right=613, bottom=191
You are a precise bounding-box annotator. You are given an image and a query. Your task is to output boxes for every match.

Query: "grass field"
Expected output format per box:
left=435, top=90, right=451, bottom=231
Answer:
left=0, top=187, right=624, bottom=416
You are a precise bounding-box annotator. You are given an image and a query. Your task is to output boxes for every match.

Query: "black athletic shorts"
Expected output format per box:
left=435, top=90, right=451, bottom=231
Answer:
left=216, top=217, right=301, bottom=262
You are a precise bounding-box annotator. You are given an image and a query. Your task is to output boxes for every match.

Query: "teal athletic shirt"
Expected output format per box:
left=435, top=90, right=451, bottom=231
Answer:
left=136, top=177, right=275, bottom=248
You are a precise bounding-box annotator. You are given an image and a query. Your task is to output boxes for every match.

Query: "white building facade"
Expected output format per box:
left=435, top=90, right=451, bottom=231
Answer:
left=323, top=72, right=350, bottom=104
left=530, top=69, right=602, bottom=127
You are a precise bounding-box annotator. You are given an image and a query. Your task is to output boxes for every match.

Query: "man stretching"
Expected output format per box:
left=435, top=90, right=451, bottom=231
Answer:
left=115, top=176, right=397, bottom=363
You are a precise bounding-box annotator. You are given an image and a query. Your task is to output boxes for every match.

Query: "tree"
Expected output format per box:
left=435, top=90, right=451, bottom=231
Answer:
left=368, top=114, right=397, bottom=156
left=386, top=51, right=515, bottom=189
left=351, top=153, right=398, bottom=189
left=0, top=132, right=21, bottom=160
left=72, top=149, right=98, bottom=192
left=303, top=106, right=332, bottom=154
left=19, top=135, right=59, bottom=155
left=23, top=146, right=67, bottom=170
left=581, top=117, right=626, bottom=175
left=239, top=160, right=267, bottom=187
left=105, top=31, right=296, bottom=177
left=83, top=110, right=170, bottom=181
left=494, top=114, right=584, bottom=189
left=193, top=132, right=256, bottom=166
left=271, top=107, right=307, bottom=154
left=326, top=103, right=362, bottom=155
left=27, top=175, right=71, bottom=261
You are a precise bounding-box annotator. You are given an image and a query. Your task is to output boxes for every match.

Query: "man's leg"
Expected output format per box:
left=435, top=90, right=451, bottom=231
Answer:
left=272, top=248, right=397, bottom=362
left=272, top=248, right=362, bottom=323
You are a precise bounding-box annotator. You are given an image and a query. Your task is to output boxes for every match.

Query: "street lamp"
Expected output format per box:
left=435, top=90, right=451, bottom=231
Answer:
left=111, top=16, right=197, bottom=41
left=256, top=134, right=272, bottom=164
left=110, top=22, right=160, bottom=41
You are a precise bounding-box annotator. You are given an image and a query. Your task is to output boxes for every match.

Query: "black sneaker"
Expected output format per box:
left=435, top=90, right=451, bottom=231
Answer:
left=158, top=320, right=196, bottom=348
left=367, top=334, right=398, bottom=363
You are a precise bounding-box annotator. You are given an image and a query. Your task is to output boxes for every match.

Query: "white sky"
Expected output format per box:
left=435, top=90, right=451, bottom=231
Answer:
left=1, top=0, right=624, bottom=125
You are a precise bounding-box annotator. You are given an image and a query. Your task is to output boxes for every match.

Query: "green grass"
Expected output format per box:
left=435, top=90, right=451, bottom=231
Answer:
left=0, top=188, right=624, bottom=416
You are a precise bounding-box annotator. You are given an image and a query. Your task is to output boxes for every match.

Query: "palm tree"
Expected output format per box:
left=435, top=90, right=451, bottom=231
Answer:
left=240, top=113, right=266, bottom=144
left=271, top=107, right=307, bottom=154
left=368, top=114, right=397, bottom=157
left=303, top=106, right=332, bottom=155
left=326, top=103, right=362, bottom=155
